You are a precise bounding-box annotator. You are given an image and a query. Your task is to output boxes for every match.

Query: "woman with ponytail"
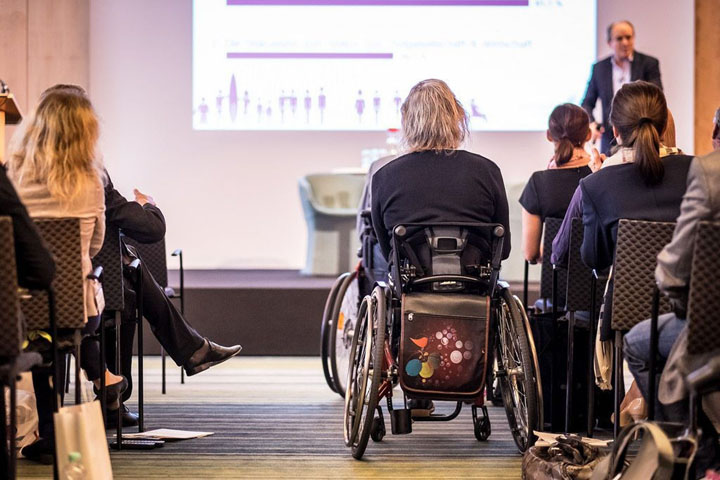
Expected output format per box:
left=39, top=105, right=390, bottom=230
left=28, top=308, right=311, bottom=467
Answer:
left=519, top=103, right=592, bottom=264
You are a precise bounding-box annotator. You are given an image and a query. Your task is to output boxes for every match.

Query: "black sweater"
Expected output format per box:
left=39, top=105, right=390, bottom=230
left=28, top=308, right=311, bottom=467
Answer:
left=371, top=149, right=511, bottom=262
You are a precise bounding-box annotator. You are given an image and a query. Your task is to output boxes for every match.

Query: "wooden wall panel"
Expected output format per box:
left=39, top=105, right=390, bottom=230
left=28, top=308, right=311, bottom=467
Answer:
left=695, top=0, right=720, bottom=155
left=0, top=0, right=28, bottom=160
left=27, top=0, right=89, bottom=105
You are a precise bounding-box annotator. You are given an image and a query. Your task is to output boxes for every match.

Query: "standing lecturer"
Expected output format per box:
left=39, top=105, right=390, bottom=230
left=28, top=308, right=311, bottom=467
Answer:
left=582, top=20, right=663, bottom=155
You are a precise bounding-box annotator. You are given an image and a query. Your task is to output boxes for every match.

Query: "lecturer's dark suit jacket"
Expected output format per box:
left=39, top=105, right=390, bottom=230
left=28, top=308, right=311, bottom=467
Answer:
left=581, top=51, right=663, bottom=155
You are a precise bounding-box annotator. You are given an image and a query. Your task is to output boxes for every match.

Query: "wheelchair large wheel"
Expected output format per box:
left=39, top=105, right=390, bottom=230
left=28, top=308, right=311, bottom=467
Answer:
left=495, top=287, right=540, bottom=453
left=321, top=272, right=349, bottom=394
left=328, top=270, right=360, bottom=398
left=343, top=287, right=386, bottom=460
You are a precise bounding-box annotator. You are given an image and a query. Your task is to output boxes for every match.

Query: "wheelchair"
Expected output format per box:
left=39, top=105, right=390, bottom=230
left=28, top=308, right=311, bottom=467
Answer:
left=339, top=222, right=542, bottom=459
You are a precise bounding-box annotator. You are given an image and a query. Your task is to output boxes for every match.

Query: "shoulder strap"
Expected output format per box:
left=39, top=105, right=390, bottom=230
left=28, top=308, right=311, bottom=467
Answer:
left=610, top=422, right=675, bottom=479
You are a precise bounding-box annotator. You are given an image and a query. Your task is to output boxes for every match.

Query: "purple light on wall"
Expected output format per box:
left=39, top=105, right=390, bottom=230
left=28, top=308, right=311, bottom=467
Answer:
left=227, top=0, right=528, bottom=5
left=227, top=52, right=394, bottom=59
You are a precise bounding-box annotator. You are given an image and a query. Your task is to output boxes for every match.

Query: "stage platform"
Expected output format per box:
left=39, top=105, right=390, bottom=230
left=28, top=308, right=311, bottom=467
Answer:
left=134, top=270, right=538, bottom=356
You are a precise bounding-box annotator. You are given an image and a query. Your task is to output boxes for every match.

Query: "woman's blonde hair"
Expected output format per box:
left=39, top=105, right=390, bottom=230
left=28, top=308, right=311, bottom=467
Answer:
left=401, top=79, right=468, bottom=152
left=7, top=86, right=103, bottom=204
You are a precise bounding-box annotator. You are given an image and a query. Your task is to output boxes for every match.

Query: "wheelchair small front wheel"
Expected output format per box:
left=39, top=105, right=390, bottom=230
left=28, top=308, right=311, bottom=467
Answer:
left=472, top=405, right=491, bottom=442
left=495, top=287, right=540, bottom=453
left=370, top=414, right=386, bottom=442
left=342, top=287, right=386, bottom=460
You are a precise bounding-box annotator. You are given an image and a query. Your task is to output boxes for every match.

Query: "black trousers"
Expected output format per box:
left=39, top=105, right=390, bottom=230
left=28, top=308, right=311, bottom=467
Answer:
left=104, top=262, right=204, bottom=400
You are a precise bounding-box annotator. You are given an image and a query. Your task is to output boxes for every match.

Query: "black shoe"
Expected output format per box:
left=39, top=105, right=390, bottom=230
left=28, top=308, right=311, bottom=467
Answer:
left=21, top=437, right=54, bottom=465
left=407, top=399, right=435, bottom=417
left=183, top=339, right=242, bottom=377
left=93, top=377, right=129, bottom=404
left=105, top=404, right=139, bottom=429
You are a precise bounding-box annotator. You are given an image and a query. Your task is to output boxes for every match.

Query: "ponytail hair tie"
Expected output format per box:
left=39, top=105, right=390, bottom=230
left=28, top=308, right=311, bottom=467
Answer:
left=638, top=117, right=653, bottom=126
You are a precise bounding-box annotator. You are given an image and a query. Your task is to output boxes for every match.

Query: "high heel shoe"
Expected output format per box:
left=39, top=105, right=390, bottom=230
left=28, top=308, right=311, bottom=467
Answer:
left=612, top=397, right=648, bottom=426
left=93, top=376, right=128, bottom=404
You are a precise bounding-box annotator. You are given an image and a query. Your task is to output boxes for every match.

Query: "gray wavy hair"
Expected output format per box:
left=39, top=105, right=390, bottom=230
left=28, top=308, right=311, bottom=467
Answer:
left=401, top=79, right=469, bottom=152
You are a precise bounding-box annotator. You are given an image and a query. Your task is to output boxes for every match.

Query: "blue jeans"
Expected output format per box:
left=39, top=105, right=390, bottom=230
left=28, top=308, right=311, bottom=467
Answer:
left=624, top=313, right=685, bottom=414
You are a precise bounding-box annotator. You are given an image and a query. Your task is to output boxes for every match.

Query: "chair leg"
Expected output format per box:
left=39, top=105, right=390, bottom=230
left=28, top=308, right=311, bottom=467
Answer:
left=161, top=348, right=166, bottom=394
left=10, top=376, right=17, bottom=478
left=648, top=286, right=660, bottom=421
left=613, top=330, right=624, bottom=440
left=74, top=331, right=82, bottom=405
left=65, top=354, right=71, bottom=394
left=551, top=268, right=558, bottom=319
left=48, top=288, right=61, bottom=480
left=587, top=276, right=597, bottom=437
left=0, top=382, right=8, bottom=479
left=137, top=270, right=145, bottom=432
left=100, top=315, right=107, bottom=422
left=523, top=260, right=529, bottom=311
left=115, top=311, right=123, bottom=449
left=565, top=311, right=575, bottom=433
left=181, top=366, right=185, bottom=384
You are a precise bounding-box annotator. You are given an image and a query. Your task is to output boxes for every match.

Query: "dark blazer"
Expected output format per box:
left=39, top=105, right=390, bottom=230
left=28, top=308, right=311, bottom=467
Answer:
left=581, top=51, right=662, bottom=154
left=580, top=154, right=693, bottom=271
left=104, top=171, right=165, bottom=245
left=0, top=165, right=55, bottom=289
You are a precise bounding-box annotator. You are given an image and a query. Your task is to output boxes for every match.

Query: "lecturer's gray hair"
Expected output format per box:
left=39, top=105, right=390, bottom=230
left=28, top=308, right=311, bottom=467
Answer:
left=401, top=79, right=468, bottom=152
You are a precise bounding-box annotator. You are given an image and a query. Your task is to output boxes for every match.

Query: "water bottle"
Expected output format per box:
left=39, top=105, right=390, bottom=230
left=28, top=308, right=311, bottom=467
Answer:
left=385, top=128, right=400, bottom=157
left=63, top=451, right=86, bottom=479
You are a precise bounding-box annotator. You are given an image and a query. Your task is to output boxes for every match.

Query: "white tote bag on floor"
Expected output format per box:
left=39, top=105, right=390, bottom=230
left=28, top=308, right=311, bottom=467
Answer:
left=54, top=371, right=113, bottom=479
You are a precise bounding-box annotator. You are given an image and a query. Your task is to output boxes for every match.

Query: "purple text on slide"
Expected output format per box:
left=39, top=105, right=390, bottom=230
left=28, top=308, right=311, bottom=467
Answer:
left=227, top=52, right=393, bottom=59
left=228, top=1, right=528, bottom=5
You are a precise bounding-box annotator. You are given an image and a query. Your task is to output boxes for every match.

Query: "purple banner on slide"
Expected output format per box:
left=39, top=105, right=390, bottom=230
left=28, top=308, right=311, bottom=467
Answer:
left=227, top=52, right=393, bottom=59
left=227, top=0, right=528, bottom=5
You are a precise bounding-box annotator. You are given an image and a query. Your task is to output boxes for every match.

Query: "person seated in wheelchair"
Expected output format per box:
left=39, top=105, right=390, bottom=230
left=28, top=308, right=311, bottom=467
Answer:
left=369, top=79, right=511, bottom=414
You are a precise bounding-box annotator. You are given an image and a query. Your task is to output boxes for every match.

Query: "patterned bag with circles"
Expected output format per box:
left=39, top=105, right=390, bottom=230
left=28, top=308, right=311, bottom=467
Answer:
left=400, top=293, right=490, bottom=400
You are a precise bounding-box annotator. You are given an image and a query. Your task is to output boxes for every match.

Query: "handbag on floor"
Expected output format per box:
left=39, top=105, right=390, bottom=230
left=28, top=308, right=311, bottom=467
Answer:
left=590, top=422, right=697, bottom=480
left=522, top=434, right=607, bottom=479
left=54, top=372, right=113, bottom=479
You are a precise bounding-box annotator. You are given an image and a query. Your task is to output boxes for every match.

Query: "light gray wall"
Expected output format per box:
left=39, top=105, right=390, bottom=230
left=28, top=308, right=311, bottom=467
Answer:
left=89, top=0, right=694, bottom=278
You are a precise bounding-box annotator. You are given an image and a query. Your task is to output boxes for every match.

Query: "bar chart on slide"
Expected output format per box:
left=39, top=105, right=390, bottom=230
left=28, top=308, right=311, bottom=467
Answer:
left=193, top=0, right=596, bottom=131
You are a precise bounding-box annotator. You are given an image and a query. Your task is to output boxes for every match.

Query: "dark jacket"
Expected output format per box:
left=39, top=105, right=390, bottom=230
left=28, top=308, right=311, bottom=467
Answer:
left=580, top=155, right=693, bottom=271
left=0, top=165, right=55, bottom=289
left=371, top=149, right=511, bottom=262
left=581, top=52, right=662, bottom=154
left=104, top=173, right=165, bottom=244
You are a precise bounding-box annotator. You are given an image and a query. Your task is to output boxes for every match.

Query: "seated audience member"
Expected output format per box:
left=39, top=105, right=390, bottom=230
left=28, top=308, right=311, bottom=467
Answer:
left=713, top=107, right=720, bottom=151
left=6, top=86, right=125, bottom=461
left=356, top=154, right=395, bottom=292
left=370, top=79, right=510, bottom=415
left=551, top=106, right=681, bottom=267
left=103, top=171, right=242, bottom=425
left=579, top=81, right=693, bottom=389
left=519, top=104, right=591, bottom=309
left=0, top=163, right=55, bottom=289
left=624, top=151, right=720, bottom=475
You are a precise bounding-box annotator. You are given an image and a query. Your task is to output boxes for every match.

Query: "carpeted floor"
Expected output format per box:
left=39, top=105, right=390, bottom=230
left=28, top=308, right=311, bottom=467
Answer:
left=16, top=357, right=524, bottom=479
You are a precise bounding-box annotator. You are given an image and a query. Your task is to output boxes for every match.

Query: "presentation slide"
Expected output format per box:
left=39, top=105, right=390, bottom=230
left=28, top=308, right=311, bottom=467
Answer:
left=193, top=0, right=596, bottom=131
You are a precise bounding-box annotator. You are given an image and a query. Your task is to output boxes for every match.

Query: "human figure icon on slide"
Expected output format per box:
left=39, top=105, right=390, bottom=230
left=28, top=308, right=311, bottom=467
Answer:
left=243, top=90, right=250, bottom=115
left=290, top=90, right=298, bottom=117
left=229, top=75, right=238, bottom=122
left=257, top=99, right=263, bottom=121
left=266, top=102, right=272, bottom=118
left=356, top=90, right=365, bottom=123
left=394, top=91, right=402, bottom=115
left=373, top=91, right=381, bottom=124
left=279, top=90, right=286, bottom=122
left=471, top=99, right=487, bottom=121
left=318, top=88, right=326, bottom=123
left=198, top=98, right=209, bottom=123
left=216, top=90, right=224, bottom=116
left=304, top=90, right=312, bottom=123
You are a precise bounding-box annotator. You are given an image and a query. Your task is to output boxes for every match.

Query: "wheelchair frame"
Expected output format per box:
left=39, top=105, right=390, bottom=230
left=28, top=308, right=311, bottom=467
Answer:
left=341, top=222, right=543, bottom=459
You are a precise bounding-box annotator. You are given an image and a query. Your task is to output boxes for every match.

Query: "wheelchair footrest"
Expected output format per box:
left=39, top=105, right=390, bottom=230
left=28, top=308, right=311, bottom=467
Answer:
left=390, top=408, right=412, bottom=435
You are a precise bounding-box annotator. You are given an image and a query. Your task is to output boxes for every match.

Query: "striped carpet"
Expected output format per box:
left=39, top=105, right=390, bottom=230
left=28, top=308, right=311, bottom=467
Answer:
left=17, top=357, right=524, bottom=479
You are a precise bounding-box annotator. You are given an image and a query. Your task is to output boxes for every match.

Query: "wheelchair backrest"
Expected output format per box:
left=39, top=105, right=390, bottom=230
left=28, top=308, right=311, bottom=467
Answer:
left=390, top=222, right=505, bottom=295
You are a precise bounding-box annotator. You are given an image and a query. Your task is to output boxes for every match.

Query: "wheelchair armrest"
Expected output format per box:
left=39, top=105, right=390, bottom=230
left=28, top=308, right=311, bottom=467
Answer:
left=164, top=286, right=176, bottom=297
left=171, top=248, right=182, bottom=257
left=87, top=265, right=103, bottom=281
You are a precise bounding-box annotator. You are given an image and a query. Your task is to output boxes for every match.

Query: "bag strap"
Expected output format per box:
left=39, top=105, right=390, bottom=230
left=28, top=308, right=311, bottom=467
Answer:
left=610, top=422, right=676, bottom=479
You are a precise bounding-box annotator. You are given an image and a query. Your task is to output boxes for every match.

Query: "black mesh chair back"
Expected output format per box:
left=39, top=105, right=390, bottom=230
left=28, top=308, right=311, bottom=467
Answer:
left=0, top=217, right=22, bottom=359
left=92, top=227, right=124, bottom=311
left=611, top=219, right=675, bottom=332
left=565, top=218, right=604, bottom=312
left=539, top=217, right=564, bottom=302
left=21, top=218, right=85, bottom=331
left=687, top=220, right=720, bottom=355
left=123, top=237, right=168, bottom=288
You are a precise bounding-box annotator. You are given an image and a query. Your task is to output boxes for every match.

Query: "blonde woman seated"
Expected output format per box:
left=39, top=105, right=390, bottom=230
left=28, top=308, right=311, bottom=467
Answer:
left=7, top=86, right=125, bottom=461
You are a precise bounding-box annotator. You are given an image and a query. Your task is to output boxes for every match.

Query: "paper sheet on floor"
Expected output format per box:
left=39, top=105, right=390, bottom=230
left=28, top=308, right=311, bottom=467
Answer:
left=534, top=431, right=610, bottom=447
left=120, top=429, right=213, bottom=440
